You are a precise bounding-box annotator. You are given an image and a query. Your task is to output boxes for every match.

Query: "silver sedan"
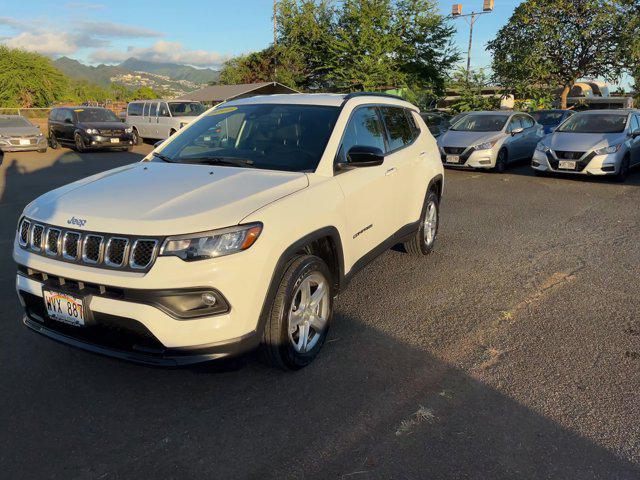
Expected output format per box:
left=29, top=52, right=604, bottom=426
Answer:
left=437, top=111, right=544, bottom=172
left=0, top=115, right=47, bottom=153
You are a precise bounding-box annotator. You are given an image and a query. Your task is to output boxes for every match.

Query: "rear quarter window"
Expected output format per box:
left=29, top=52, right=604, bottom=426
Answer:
left=380, top=106, right=414, bottom=151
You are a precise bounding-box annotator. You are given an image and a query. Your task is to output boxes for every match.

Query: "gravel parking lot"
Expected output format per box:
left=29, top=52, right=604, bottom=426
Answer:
left=1, top=146, right=639, bottom=479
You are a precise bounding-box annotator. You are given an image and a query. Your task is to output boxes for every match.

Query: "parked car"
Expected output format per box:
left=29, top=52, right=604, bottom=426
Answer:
left=14, top=93, right=444, bottom=369
left=448, top=111, right=476, bottom=129
left=126, top=100, right=206, bottom=144
left=437, top=111, right=544, bottom=172
left=48, top=107, right=134, bottom=152
left=420, top=112, right=452, bottom=138
left=531, top=109, right=575, bottom=135
left=532, top=109, right=640, bottom=180
left=0, top=115, right=47, bottom=153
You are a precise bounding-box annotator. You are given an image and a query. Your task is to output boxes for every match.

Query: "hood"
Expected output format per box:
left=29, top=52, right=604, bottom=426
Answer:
left=24, top=162, right=309, bottom=236
left=79, top=121, right=127, bottom=130
left=542, top=132, right=628, bottom=152
left=0, top=126, right=41, bottom=137
left=438, top=130, right=503, bottom=149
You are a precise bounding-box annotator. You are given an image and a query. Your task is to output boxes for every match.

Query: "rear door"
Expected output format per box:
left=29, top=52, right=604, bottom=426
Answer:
left=60, top=109, right=75, bottom=142
left=333, top=106, right=397, bottom=264
left=630, top=114, right=640, bottom=165
left=146, top=101, right=159, bottom=139
left=378, top=106, right=424, bottom=229
left=521, top=114, right=541, bottom=157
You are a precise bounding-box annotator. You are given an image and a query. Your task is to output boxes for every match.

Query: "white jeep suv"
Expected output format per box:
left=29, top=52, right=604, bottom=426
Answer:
left=14, top=93, right=444, bottom=369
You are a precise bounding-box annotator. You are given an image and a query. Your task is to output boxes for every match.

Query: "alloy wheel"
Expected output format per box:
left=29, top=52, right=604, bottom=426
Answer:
left=423, top=200, right=438, bottom=246
left=288, top=272, right=330, bottom=353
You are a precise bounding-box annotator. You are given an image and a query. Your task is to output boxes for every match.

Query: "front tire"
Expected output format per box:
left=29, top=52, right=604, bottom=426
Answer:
left=74, top=133, right=85, bottom=153
left=404, top=189, right=439, bottom=256
left=614, top=155, right=630, bottom=182
left=261, top=255, right=333, bottom=370
left=132, top=128, right=142, bottom=145
left=493, top=148, right=508, bottom=173
left=48, top=130, right=58, bottom=149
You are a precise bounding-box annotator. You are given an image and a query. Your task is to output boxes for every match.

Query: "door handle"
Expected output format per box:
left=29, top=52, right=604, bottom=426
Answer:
left=385, top=167, right=398, bottom=176
left=419, top=151, right=428, bottom=157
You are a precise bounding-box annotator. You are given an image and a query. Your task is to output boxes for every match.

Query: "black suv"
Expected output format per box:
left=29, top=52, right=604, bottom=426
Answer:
left=48, top=107, right=134, bottom=152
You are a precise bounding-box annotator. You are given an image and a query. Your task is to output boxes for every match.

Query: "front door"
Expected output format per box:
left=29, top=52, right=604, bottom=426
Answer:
left=333, top=106, right=396, bottom=267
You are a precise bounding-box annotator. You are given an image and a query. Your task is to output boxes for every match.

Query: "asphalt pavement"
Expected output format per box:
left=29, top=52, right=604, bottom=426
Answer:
left=1, top=145, right=639, bottom=479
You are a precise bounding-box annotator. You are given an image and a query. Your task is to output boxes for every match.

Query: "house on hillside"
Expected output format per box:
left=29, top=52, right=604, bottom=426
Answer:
left=176, top=82, right=298, bottom=106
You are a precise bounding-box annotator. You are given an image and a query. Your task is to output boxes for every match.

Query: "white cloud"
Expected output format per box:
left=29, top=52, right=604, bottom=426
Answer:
left=65, top=2, right=105, bottom=9
left=77, top=21, right=162, bottom=39
left=3, top=32, right=80, bottom=56
left=90, top=41, right=229, bottom=67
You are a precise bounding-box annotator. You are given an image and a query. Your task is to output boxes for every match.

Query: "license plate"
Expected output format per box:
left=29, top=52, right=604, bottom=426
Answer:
left=110, top=138, right=120, bottom=143
left=558, top=160, right=576, bottom=170
left=19, top=139, right=31, bottom=145
left=43, top=290, right=86, bottom=326
left=446, top=155, right=460, bottom=164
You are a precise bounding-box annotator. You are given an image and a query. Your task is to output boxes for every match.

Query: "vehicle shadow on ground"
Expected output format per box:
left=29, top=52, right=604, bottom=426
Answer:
left=1, top=149, right=638, bottom=479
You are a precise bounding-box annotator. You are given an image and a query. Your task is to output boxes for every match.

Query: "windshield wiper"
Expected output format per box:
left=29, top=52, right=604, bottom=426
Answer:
left=152, top=151, right=174, bottom=163
left=179, top=156, right=256, bottom=168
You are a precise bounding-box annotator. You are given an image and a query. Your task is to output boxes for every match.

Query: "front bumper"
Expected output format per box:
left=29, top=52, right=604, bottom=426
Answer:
left=440, top=147, right=497, bottom=169
left=83, top=134, right=134, bottom=149
left=0, top=136, right=47, bottom=152
left=532, top=150, right=621, bottom=176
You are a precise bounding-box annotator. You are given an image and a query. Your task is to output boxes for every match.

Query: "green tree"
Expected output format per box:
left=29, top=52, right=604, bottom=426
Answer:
left=487, top=0, right=628, bottom=109
left=0, top=46, right=68, bottom=107
left=447, top=68, right=501, bottom=113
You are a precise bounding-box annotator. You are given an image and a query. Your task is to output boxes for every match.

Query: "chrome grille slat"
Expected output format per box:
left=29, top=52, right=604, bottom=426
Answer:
left=18, top=219, right=161, bottom=272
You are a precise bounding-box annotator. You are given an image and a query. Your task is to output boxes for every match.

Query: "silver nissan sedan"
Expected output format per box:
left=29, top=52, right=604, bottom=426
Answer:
left=532, top=110, right=640, bottom=181
left=437, top=111, right=544, bottom=172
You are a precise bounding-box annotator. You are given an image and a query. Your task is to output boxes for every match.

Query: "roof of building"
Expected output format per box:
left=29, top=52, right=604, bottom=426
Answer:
left=177, top=82, right=299, bottom=102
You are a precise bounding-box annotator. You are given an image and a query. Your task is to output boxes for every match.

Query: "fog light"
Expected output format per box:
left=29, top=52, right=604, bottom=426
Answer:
left=201, top=292, right=217, bottom=306
left=532, top=160, right=540, bottom=167
left=479, top=160, right=491, bottom=165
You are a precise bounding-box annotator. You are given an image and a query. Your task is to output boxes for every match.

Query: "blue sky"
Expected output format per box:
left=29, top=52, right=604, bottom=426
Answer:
left=0, top=1, right=519, bottom=69
left=0, top=1, right=629, bottom=87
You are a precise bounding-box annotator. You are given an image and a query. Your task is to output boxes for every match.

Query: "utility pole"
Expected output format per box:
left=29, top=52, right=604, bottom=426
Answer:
left=451, top=1, right=494, bottom=83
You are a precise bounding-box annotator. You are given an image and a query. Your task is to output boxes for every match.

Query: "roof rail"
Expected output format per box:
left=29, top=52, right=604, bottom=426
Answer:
left=342, top=92, right=406, bottom=102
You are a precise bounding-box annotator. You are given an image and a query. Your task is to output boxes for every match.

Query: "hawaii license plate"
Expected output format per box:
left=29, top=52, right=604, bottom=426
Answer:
left=43, top=289, right=86, bottom=326
left=446, top=155, right=460, bottom=164
left=110, top=138, right=120, bottom=143
left=19, top=139, right=31, bottom=145
left=558, top=160, right=576, bottom=170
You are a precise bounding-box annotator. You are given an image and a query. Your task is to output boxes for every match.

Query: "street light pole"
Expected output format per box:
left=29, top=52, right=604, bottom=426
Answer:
left=451, top=2, right=494, bottom=83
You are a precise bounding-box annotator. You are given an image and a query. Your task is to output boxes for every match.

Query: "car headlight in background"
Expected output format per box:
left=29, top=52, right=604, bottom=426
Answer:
left=124, top=127, right=133, bottom=133
left=595, top=144, right=622, bottom=155
left=85, top=128, right=98, bottom=135
left=535, top=143, right=550, bottom=153
left=474, top=140, right=496, bottom=151
left=160, top=223, right=263, bottom=261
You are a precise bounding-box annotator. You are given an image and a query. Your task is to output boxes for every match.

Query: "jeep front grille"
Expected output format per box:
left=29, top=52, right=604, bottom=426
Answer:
left=17, top=219, right=162, bottom=272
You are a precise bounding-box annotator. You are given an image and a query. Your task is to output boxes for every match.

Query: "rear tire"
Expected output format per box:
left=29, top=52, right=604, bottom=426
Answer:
left=404, top=189, right=439, bottom=256
left=493, top=148, right=508, bottom=173
left=260, top=255, right=333, bottom=370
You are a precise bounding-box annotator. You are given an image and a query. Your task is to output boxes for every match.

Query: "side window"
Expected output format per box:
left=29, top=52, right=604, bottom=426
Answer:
left=61, top=110, right=73, bottom=123
left=631, top=115, right=639, bottom=133
left=149, top=102, right=158, bottom=117
left=49, top=109, right=58, bottom=121
left=159, top=102, right=171, bottom=117
left=142, top=102, right=150, bottom=117
left=337, top=106, right=386, bottom=164
left=522, top=115, right=534, bottom=129
left=507, top=116, right=523, bottom=132
left=380, top=106, right=414, bottom=151
left=128, top=103, right=143, bottom=116
left=405, top=109, right=421, bottom=140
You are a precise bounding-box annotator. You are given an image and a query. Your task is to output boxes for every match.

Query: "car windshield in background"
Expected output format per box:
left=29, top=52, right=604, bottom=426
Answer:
left=76, top=109, right=119, bottom=123
left=557, top=114, right=627, bottom=134
left=451, top=114, right=508, bottom=132
left=155, top=104, right=340, bottom=172
left=168, top=102, right=206, bottom=117
left=531, top=111, right=564, bottom=125
left=0, top=117, right=31, bottom=127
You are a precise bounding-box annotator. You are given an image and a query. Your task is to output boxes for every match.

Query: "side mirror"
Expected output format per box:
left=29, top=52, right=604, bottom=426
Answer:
left=630, top=130, right=640, bottom=139
left=338, top=146, right=385, bottom=169
left=510, top=127, right=524, bottom=136
left=154, top=140, right=164, bottom=148
left=64, top=118, right=73, bottom=124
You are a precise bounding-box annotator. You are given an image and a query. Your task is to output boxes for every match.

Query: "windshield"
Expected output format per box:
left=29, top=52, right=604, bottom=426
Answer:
left=531, top=111, right=565, bottom=126
left=557, top=113, right=628, bottom=134
left=451, top=114, right=509, bottom=132
left=76, top=108, right=119, bottom=123
left=0, top=117, right=31, bottom=127
left=168, top=102, right=206, bottom=117
left=154, top=104, right=340, bottom=172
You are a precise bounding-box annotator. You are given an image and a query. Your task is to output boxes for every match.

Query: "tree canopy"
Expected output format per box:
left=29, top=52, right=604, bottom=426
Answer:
left=487, top=0, right=629, bottom=108
left=0, top=46, right=68, bottom=108
left=217, top=0, right=458, bottom=99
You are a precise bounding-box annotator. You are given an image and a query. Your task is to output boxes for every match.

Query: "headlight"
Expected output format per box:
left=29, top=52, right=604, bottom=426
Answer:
left=474, top=140, right=496, bottom=151
left=160, top=223, right=263, bottom=261
left=536, top=143, right=550, bottom=153
left=37, top=132, right=44, bottom=137
left=595, top=144, right=622, bottom=155
left=125, top=127, right=133, bottom=133
left=85, top=128, right=98, bottom=135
